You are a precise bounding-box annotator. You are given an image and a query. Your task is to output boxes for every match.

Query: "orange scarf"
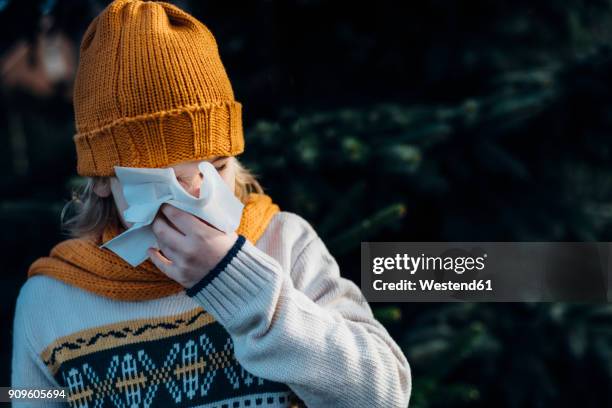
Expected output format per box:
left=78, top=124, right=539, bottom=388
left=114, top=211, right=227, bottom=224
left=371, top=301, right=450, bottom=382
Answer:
left=28, top=193, right=280, bottom=301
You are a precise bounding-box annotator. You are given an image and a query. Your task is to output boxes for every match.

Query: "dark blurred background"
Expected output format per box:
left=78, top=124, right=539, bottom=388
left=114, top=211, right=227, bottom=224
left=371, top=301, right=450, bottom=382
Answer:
left=2, top=0, right=612, bottom=407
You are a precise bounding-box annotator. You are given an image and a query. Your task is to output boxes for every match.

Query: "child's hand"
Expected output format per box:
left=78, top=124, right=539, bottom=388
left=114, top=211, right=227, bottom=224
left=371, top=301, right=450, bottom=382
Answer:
left=146, top=203, right=239, bottom=289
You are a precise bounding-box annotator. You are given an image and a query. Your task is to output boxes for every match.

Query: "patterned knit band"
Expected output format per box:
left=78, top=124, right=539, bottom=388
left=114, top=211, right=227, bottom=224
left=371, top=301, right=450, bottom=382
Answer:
left=73, top=0, right=244, bottom=176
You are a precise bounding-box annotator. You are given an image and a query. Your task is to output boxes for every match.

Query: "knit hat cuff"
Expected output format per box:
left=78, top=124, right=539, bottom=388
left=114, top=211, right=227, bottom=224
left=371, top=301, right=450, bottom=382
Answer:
left=74, top=101, right=244, bottom=176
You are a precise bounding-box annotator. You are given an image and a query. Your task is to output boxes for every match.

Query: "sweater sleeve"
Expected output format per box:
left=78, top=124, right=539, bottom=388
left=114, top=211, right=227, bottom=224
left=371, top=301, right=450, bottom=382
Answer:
left=11, top=286, right=66, bottom=407
left=186, top=234, right=412, bottom=408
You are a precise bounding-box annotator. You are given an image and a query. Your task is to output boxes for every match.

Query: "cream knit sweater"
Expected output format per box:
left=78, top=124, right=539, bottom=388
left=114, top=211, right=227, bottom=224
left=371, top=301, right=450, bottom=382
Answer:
left=11, top=211, right=412, bottom=407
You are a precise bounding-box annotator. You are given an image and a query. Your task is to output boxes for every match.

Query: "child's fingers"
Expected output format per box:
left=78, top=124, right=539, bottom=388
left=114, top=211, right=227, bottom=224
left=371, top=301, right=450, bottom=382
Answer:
left=147, top=247, right=175, bottom=276
left=157, top=242, right=180, bottom=264
left=160, top=204, right=207, bottom=236
left=151, top=212, right=184, bottom=250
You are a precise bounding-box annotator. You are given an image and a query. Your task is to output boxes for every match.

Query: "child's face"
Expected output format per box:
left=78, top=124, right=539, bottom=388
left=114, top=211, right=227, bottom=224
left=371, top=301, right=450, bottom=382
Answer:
left=98, top=156, right=235, bottom=229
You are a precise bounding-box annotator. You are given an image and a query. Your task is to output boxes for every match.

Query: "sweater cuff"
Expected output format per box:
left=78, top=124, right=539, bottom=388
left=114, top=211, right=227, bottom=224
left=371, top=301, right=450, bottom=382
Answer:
left=185, top=234, right=246, bottom=297
left=186, top=234, right=283, bottom=327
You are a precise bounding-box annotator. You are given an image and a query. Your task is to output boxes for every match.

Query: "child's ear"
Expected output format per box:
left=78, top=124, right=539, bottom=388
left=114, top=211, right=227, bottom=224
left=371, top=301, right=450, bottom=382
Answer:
left=92, top=177, right=112, bottom=198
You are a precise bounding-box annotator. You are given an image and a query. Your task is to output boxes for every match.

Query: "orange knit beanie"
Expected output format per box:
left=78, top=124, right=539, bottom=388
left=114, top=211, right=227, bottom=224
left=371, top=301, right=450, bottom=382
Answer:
left=73, top=0, right=244, bottom=176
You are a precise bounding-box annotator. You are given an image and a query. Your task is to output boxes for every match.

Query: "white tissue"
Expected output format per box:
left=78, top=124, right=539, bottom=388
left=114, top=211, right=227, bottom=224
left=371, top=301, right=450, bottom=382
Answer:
left=100, top=160, right=244, bottom=267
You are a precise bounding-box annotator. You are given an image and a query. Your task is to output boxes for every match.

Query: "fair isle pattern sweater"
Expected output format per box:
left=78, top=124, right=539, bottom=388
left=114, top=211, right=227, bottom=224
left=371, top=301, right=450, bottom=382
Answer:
left=11, top=211, right=412, bottom=408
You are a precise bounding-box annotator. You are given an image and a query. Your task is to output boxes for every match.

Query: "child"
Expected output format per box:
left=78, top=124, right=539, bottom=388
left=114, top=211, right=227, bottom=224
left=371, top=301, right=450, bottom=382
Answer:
left=11, top=1, right=412, bottom=407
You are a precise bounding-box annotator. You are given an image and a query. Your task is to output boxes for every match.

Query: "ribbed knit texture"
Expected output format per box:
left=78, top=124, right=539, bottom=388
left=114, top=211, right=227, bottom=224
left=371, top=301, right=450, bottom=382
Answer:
left=12, top=212, right=412, bottom=407
left=73, top=0, right=244, bottom=176
left=27, top=192, right=279, bottom=301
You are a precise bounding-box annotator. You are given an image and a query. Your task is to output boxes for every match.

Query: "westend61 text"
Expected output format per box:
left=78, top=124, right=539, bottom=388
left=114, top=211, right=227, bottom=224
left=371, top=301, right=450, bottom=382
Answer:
left=373, top=279, right=493, bottom=291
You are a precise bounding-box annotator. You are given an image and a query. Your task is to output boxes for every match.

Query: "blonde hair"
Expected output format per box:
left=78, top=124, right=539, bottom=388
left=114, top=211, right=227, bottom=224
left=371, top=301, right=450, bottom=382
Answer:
left=60, top=157, right=263, bottom=240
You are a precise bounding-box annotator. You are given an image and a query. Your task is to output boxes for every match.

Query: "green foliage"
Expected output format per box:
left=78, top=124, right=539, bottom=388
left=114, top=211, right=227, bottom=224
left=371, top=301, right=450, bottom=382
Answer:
left=391, top=303, right=612, bottom=407
left=242, top=51, right=612, bottom=246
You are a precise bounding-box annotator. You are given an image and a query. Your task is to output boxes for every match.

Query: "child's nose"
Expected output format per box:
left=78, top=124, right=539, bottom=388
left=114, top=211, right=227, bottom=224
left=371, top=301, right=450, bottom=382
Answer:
left=186, top=172, right=204, bottom=198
